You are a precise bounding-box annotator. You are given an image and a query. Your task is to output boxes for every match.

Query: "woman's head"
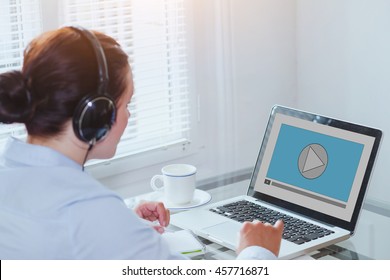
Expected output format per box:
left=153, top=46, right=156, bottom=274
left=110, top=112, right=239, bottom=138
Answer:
left=0, top=27, right=130, bottom=142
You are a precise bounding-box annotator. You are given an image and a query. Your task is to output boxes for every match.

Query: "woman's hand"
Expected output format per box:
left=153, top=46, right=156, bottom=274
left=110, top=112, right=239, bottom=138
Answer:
left=237, top=219, right=284, bottom=257
left=134, top=201, right=170, bottom=234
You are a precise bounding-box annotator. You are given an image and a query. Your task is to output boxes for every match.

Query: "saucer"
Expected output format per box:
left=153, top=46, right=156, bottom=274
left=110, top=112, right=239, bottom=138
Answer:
left=146, top=189, right=212, bottom=211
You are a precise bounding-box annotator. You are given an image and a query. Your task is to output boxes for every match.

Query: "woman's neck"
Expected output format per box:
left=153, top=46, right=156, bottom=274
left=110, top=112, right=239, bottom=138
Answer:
left=27, top=124, right=90, bottom=166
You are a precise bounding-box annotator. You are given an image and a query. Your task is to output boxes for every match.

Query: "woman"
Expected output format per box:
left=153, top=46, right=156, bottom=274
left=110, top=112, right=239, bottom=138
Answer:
left=0, top=27, right=283, bottom=259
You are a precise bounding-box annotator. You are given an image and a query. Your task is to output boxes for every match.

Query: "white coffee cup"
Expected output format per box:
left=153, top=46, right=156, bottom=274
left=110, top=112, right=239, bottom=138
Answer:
left=150, top=164, right=197, bottom=205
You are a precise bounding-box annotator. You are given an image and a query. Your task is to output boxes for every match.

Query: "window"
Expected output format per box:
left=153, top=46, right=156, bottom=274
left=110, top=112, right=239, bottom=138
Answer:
left=0, top=0, right=42, bottom=148
left=0, top=0, right=42, bottom=72
left=0, top=0, right=192, bottom=164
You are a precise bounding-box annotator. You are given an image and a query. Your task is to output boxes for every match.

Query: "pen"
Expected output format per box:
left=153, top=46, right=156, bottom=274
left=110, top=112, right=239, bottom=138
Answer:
left=141, top=219, right=175, bottom=233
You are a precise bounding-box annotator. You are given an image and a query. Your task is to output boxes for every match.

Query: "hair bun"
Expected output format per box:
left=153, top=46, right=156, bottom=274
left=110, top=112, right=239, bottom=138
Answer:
left=0, top=71, right=33, bottom=124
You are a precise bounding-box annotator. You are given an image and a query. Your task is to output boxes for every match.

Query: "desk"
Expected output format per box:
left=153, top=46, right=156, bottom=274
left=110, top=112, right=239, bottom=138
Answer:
left=125, top=178, right=385, bottom=260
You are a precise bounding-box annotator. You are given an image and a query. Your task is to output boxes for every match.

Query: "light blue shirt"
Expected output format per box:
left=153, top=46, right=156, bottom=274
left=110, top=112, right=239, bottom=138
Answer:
left=0, top=137, right=275, bottom=260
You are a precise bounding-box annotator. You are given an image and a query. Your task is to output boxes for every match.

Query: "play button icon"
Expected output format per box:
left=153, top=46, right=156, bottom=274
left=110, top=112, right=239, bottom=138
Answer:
left=298, top=144, right=328, bottom=179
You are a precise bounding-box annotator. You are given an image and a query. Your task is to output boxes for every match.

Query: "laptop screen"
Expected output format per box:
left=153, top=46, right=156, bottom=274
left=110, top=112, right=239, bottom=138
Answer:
left=250, top=105, right=382, bottom=232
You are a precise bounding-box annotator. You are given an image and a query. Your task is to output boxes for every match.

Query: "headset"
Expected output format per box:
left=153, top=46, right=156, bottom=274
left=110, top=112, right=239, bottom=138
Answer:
left=70, top=26, right=116, bottom=145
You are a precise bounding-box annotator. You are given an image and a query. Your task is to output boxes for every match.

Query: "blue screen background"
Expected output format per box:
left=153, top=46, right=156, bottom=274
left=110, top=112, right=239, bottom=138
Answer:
left=266, top=124, right=364, bottom=202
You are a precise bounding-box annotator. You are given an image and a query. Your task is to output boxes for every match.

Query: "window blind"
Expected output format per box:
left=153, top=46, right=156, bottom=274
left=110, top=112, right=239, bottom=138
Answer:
left=0, top=0, right=42, bottom=149
left=0, top=0, right=191, bottom=161
left=60, top=0, right=191, bottom=160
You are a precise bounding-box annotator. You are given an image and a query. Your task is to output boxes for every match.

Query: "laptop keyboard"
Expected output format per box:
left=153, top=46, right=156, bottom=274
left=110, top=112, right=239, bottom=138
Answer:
left=209, top=200, right=335, bottom=245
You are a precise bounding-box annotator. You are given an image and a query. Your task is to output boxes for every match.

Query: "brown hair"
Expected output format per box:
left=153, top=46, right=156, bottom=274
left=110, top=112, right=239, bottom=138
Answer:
left=0, top=27, right=129, bottom=137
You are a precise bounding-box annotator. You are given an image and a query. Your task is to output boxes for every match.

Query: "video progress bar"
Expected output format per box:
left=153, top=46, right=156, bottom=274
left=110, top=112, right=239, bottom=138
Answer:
left=270, top=180, right=347, bottom=209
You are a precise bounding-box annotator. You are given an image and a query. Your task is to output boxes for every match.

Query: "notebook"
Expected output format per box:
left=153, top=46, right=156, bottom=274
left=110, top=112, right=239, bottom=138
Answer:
left=162, top=229, right=205, bottom=257
left=170, top=105, right=382, bottom=259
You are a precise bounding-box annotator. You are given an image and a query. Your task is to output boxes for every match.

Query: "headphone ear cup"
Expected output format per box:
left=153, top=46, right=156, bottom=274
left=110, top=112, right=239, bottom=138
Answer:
left=73, top=95, right=116, bottom=143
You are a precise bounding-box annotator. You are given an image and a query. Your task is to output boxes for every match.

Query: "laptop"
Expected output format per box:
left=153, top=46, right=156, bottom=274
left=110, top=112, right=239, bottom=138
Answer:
left=170, top=105, right=382, bottom=259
